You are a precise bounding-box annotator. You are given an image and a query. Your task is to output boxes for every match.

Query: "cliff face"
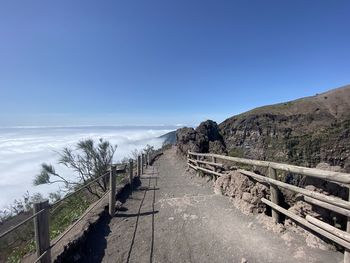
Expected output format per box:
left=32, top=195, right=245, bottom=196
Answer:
left=177, top=85, right=350, bottom=171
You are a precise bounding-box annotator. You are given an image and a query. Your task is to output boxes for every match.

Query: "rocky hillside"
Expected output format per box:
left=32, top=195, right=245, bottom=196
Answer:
left=177, top=84, right=350, bottom=172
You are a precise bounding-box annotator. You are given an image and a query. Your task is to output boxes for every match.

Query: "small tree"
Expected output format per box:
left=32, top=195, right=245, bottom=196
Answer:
left=143, top=144, right=154, bottom=155
left=34, top=138, right=117, bottom=198
left=130, top=148, right=140, bottom=161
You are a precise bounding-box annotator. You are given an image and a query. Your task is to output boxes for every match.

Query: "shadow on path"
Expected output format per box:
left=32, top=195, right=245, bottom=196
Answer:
left=76, top=176, right=144, bottom=263
left=126, top=178, right=151, bottom=263
left=150, top=169, right=157, bottom=263
left=116, top=210, right=159, bottom=218
left=149, top=165, right=159, bottom=263
left=77, top=210, right=111, bottom=263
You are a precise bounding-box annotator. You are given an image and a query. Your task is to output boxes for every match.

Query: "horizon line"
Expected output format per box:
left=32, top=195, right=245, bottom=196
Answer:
left=0, top=124, right=187, bottom=129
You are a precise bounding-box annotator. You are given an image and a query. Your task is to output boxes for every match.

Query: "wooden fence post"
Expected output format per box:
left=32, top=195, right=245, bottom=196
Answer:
left=137, top=155, right=141, bottom=176
left=196, top=155, right=200, bottom=177
left=109, top=165, right=116, bottom=216
left=187, top=151, right=190, bottom=169
left=141, top=154, right=144, bottom=174
left=268, top=166, right=280, bottom=223
left=212, top=156, right=217, bottom=172
left=344, top=188, right=350, bottom=263
left=129, top=159, right=133, bottom=192
left=33, top=199, right=51, bottom=263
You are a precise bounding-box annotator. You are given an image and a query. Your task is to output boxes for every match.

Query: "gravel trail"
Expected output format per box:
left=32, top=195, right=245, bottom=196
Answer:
left=84, top=147, right=342, bottom=263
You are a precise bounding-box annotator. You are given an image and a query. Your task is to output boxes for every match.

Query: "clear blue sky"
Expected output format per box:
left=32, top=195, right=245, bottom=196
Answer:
left=1, top=0, right=349, bottom=127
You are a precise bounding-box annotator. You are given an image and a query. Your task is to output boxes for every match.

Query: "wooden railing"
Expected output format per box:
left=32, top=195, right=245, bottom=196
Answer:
left=0, top=150, right=157, bottom=263
left=188, top=151, right=350, bottom=263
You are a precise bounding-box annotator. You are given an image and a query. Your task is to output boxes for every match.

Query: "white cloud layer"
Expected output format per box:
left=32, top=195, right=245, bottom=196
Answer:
left=0, top=126, right=174, bottom=209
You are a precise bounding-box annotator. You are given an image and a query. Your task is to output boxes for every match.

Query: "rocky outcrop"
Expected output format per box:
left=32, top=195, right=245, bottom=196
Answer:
left=176, top=120, right=226, bottom=155
left=176, top=127, right=205, bottom=154
left=214, top=170, right=269, bottom=215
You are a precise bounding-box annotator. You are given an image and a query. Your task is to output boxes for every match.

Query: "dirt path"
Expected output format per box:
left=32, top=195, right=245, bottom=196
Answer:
left=82, top=147, right=342, bottom=263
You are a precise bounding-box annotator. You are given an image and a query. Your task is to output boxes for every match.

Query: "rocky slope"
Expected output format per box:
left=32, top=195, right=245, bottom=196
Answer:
left=177, top=84, right=350, bottom=172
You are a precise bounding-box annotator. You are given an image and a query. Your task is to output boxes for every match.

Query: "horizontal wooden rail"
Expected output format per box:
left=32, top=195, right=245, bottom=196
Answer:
left=187, top=162, right=198, bottom=170
left=188, top=158, right=223, bottom=168
left=191, top=164, right=223, bottom=177
left=187, top=159, right=350, bottom=211
left=306, top=215, right=350, bottom=243
left=188, top=158, right=197, bottom=165
left=262, top=198, right=350, bottom=250
left=195, top=159, right=224, bottom=168
left=304, top=196, right=350, bottom=217
left=188, top=151, right=350, bottom=260
left=238, top=169, right=350, bottom=210
left=188, top=151, right=350, bottom=185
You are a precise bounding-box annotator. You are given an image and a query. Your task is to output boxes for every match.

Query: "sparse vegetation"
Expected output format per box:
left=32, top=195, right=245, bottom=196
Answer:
left=143, top=144, right=154, bottom=155
left=0, top=138, right=118, bottom=262
left=130, top=149, right=141, bottom=161
left=0, top=139, right=161, bottom=262
left=1, top=191, right=96, bottom=263
left=34, top=138, right=117, bottom=198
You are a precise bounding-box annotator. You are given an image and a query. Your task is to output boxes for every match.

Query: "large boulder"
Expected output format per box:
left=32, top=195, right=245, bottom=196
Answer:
left=176, top=127, right=206, bottom=155
left=176, top=120, right=226, bottom=155
left=214, top=170, right=269, bottom=214
left=195, top=120, right=224, bottom=142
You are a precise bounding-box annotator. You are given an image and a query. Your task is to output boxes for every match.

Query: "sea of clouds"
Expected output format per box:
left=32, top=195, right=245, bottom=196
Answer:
left=0, top=126, right=175, bottom=209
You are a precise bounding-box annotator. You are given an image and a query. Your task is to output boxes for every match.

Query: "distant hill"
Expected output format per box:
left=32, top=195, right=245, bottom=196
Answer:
left=176, top=84, right=350, bottom=172
left=235, top=85, right=350, bottom=120
left=159, top=130, right=176, bottom=145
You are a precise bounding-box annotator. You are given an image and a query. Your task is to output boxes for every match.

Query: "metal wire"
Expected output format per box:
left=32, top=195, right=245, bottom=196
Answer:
left=51, top=190, right=110, bottom=247
left=0, top=208, right=45, bottom=239
left=0, top=171, right=110, bottom=239
left=33, top=190, right=111, bottom=262
left=2, top=160, right=135, bottom=258
left=33, top=249, right=48, bottom=263
left=50, top=171, right=110, bottom=209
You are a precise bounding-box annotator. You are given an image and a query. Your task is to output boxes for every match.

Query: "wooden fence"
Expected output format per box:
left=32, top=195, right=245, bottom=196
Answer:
left=0, top=150, right=157, bottom=263
left=188, top=151, right=350, bottom=263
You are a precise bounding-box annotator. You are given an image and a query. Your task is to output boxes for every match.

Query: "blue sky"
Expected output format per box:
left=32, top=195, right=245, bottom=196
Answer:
left=0, top=0, right=349, bottom=127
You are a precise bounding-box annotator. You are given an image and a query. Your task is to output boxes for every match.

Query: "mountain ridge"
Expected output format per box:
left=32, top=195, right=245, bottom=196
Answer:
left=176, top=84, right=350, bottom=172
